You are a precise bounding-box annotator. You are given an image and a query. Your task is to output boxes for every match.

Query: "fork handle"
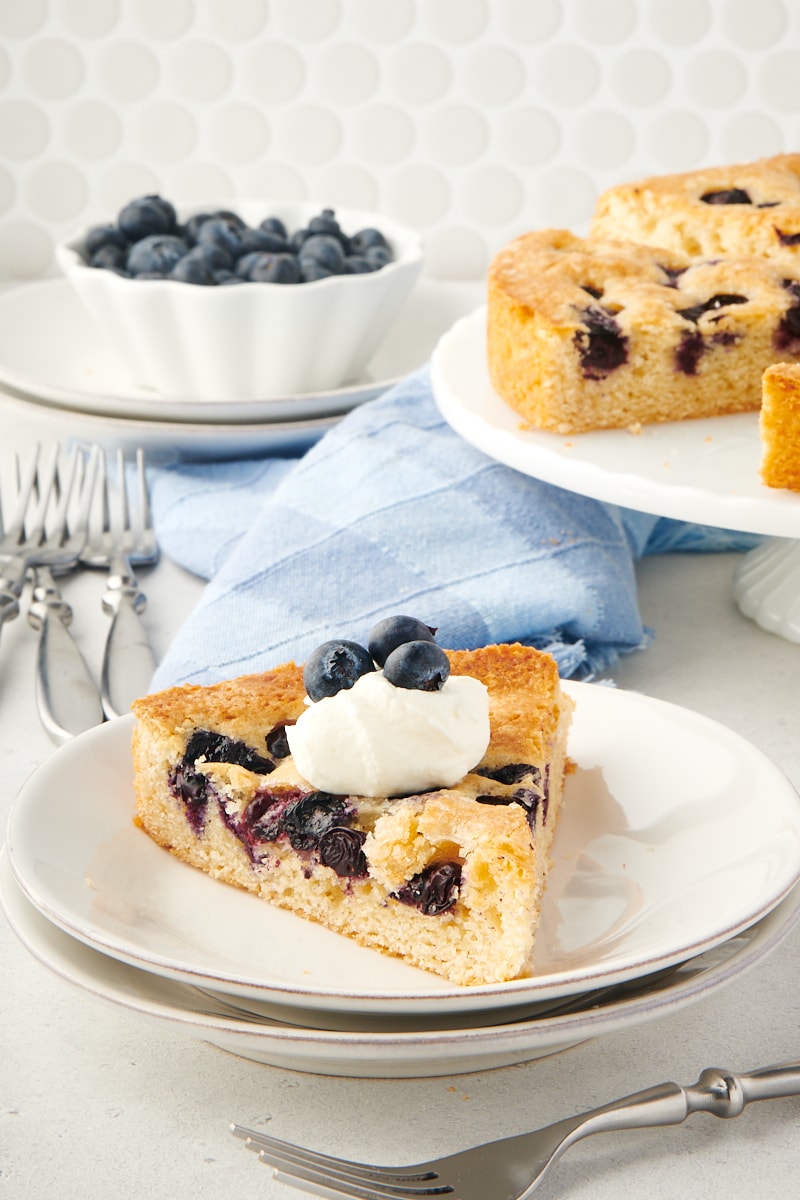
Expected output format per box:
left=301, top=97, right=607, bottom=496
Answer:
left=100, top=581, right=157, bottom=719
left=29, top=588, right=104, bottom=745
left=552, top=1061, right=800, bottom=1158
left=0, top=569, right=26, bottom=634
left=0, top=587, right=20, bottom=633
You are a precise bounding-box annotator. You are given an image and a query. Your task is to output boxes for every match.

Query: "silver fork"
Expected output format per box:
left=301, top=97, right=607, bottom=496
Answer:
left=0, top=445, right=91, bottom=648
left=233, top=1060, right=800, bottom=1200
left=25, top=447, right=104, bottom=744
left=79, top=447, right=160, bottom=719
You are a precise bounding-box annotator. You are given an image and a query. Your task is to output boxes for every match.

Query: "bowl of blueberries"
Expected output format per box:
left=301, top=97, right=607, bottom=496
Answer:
left=56, top=194, right=424, bottom=400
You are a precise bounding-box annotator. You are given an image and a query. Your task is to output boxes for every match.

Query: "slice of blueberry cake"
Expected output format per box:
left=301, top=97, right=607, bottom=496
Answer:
left=590, top=153, right=800, bottom=263
left=487, top=227, right=800, bottom=434
left=131, top=622, right=574, bottom=987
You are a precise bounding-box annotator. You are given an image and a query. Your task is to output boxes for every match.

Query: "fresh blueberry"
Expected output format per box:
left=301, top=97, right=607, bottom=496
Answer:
left=260, top=215, right=288, bottom=239
left=307, top=207, right=344, bottom=238
left=127, top=234, right=188, bottom=276
left=307, top=208, right=350, bottom=252
left=298, top=233, right=346, bottom=274
left=350, top=227, right=389, bottom=255
left=235, top=251, right=264, bottom=279
left=215, top=269, right=243, bottom=284
left=248, top=252, right=301, bottom=284
left=383, top=640, right=450, bottom=692
left=211, top=208, right=247, bottom=229
left=84, top=223, right=129, bottom=258
left=289, top=227, right=312, bottom=253
left=344, top=255, right=374, bottom=274
left=196, top=216, right=245, bottom=260
left=90, top=243, right=129, bottom=272
left=365, top=244, right=392, bottom=270
left=300, top=261, right=335, bottom=282
left=304, top=639, right=375, bottom=701
left=118, top=194, right=177, bottom=241
left=188, top=241, right=233, bottom=271
left=302, top=261, right=335, bottom=282
left=183, top=212, right=214, bottom=245
left=238, top=226, right=288, bottom=255
left=368, top=615, right=437, bottom=667
left=169, top=252, right=216, bottom=285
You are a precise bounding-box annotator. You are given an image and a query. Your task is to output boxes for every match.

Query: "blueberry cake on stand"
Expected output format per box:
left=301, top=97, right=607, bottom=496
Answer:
left=131, top=620, right=574, bottom=988
left=486, top=227, right=800, bottom=434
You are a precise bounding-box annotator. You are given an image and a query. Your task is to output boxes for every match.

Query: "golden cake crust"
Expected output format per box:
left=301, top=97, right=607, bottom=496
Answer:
left=760, top=362, right=800, bottom=491
left=590, top=153, right=800, bottom=261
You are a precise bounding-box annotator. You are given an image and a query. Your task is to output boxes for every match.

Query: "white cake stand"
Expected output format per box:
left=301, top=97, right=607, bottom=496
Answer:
left=431, top=308, right=800, bottom=644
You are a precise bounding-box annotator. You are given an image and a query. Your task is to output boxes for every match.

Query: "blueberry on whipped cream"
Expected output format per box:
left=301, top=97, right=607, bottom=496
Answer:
left=286, top=616, right=490, bottom=798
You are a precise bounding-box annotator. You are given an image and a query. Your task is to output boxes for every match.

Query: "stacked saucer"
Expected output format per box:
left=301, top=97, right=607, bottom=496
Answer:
left=0, top=277, right=482, bottom=462
left=4, top=680, right=800, bottom=1078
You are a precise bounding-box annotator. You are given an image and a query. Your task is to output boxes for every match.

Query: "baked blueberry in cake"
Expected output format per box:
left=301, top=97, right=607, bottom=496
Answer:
left=589, top=153, right=800, bottom=263
left=486, top=228, right=800, bottom=434
left=131, top=619, right=574, bottom=987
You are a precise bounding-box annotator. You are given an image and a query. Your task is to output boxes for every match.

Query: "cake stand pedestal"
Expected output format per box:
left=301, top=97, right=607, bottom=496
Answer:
left=732, top=538, right=800, bottom=643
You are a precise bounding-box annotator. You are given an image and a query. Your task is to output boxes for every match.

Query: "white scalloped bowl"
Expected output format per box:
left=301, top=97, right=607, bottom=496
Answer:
left=56, top=201, right=424, bottom=401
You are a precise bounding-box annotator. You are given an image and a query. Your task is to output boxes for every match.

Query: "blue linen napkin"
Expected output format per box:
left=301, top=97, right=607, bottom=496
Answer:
left=148, top=366, right=760, bottom=690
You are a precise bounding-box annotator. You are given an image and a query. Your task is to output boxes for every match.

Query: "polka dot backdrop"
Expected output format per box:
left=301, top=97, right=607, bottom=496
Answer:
left=0, top=0, right=799, bottom=281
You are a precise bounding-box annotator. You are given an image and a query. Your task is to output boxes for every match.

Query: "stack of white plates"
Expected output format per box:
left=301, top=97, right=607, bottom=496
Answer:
left=4, top=680, right=800, bottom=1078
left=0, top=278, right=482, bottom=461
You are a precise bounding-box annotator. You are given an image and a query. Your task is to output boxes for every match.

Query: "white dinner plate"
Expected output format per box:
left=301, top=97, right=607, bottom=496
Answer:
left=0, top=278, right=482, bottom=424
left=431, top=307, right=800, bottom=539
left=0, top=385, right=338, bottom=463
left=3, top=850, right=797, bottom=1077
left=7, top=681, right=800, bottom=1017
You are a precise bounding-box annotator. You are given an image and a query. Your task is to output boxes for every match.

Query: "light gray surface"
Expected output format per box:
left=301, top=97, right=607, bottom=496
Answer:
left=1, top=419, right=798, bottom=1197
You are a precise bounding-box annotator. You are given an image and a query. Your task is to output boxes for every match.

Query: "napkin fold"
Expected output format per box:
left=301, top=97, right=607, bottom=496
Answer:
left=149, top=367, right=760, bottom=690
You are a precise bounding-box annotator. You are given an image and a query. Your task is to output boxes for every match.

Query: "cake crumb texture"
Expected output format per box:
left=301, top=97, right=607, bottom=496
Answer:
left=760, top=363, right=800, bottom=491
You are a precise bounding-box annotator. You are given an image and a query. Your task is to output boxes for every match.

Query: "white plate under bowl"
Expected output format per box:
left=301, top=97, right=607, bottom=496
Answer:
left=0, top=386, right=336, bottom=463
left=3, top=851, right=797, bottom=1078
left=7, top=681, right=800, bottom=1017
left=0, top=278, right=481, bottom=423
left=431, top=307, right=800, bottom=539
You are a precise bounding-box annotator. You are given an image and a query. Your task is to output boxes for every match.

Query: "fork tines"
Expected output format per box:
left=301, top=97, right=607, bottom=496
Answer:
left=231, top=1124, right=450, bottom=1199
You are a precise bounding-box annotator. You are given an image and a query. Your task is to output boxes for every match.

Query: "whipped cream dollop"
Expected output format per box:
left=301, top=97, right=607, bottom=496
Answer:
left=286, top=670, right=490, bottom=797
